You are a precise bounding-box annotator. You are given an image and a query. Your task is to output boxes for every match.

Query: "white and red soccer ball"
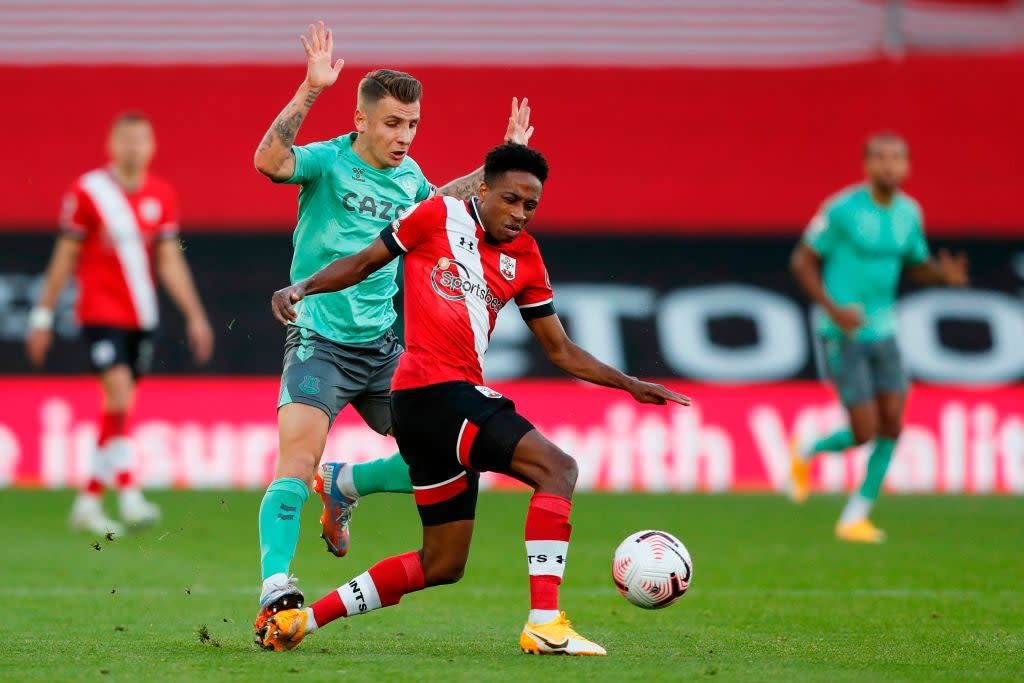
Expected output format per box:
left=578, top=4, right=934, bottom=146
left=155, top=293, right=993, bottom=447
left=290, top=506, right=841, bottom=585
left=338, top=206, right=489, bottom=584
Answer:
left=612, top=530, right=693, bottom=609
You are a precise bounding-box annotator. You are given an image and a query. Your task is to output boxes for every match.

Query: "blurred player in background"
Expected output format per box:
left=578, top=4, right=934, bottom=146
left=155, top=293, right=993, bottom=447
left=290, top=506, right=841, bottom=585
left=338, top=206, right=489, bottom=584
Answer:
left=26, top=111, right=214, bottom=536
left=260, top=144, right=689, bottom=655
left=251, top=21, right=535, bottom=632
left=788, top=132, right=968, bottom=543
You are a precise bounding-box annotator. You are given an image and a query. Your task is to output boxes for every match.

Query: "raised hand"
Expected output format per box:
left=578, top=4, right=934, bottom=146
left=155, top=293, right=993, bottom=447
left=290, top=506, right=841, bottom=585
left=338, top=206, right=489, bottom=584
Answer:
left=504, top=97, right=535, bottom=146
left=938, top=249, right=969, bottom=287
left=627, top=379, right=691, bottom=407
left=272, top=283, right=307, bottom=325
left=301, top=20, right=344, bottom=90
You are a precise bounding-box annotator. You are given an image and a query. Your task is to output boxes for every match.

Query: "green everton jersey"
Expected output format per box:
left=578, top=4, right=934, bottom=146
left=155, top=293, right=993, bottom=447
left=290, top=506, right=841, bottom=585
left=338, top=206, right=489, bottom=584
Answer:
left=803, top=184, right=930, bottom=342
left=282, top=132, right=434, bottom=343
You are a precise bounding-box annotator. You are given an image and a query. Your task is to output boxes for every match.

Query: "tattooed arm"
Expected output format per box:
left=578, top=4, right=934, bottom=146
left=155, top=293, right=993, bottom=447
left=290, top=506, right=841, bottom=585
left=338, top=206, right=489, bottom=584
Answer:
left=253, top=21, right=344, bottom=182
left=438, top=168, right=485, bottom=200
left=438, top=97, right=535, bottom=199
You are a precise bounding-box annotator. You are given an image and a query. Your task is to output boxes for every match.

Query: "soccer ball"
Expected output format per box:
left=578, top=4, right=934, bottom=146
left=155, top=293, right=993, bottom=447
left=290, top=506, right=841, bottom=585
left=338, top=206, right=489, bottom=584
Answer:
left=612, top=530, right=692, bottom=609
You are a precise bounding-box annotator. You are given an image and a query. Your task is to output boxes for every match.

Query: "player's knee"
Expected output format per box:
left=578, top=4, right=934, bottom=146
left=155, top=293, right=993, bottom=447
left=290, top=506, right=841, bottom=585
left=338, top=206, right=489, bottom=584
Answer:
left=879, top=418, right=902, bottom=440
left=851, top=423, right=877, bottom=445
left=275, top=449, right=317, bottom=481
left=422, top=556, right=466, bottom=586
left=560, top=452, right=579, bottom=491
left=535, top=445, right=577, bottom=496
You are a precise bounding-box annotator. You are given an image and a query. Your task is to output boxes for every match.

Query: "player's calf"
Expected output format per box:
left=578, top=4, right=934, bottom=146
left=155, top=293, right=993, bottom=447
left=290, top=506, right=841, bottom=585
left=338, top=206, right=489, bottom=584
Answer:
left=420, top=551, right=467, bottom=587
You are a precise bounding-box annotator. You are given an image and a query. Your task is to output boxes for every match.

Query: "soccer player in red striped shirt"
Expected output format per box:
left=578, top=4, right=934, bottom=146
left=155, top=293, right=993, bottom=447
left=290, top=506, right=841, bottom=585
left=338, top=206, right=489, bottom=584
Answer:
left=26, top=112, right=214, bottom=536
left=261, top=144, right=689, bottom=655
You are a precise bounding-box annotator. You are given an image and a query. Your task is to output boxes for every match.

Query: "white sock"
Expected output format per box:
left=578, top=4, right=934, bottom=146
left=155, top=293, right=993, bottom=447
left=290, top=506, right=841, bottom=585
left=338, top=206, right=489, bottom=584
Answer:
left=796, top=433, right=816, bottom=461
left=74, top=494, right=102, bottom=512
left=528, top=609, right=560, bottom=625
left=337, top=463, right=359, bottom=499
left=261, top=572, right=289, bottom=601
left=303, top=608, right=318, bottom=633
left=119, top=488, right=145, bottom=508
left=839, top=494, right=873, bottom=525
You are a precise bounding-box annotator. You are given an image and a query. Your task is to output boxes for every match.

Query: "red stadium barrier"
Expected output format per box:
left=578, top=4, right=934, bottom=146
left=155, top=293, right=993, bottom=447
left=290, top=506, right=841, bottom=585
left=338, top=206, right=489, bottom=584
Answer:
left=2, top=378, right=1022, bottom=493
left=5, top=53, right=1024, bottom=235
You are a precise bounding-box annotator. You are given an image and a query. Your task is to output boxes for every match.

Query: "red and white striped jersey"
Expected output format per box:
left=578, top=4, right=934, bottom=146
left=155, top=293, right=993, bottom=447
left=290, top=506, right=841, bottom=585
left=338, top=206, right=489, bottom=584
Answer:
left=381, top=196, right=554, bottom=391
left=60, top=168, right=178, bottom=330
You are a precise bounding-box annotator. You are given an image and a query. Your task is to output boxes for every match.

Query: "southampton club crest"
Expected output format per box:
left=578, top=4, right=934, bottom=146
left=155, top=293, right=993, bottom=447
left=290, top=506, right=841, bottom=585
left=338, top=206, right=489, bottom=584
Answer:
left=499, top=253, right=517, bottom=281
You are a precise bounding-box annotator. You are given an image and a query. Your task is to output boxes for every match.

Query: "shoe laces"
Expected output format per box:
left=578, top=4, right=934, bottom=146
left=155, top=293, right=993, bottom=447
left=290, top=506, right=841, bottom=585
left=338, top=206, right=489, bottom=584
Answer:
left=554, top=612, right=576, bottom=632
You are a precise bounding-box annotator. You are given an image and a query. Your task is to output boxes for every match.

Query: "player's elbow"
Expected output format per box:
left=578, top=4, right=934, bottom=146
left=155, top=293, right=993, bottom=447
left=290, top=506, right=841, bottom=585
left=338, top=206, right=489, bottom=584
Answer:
left=543, top=342, right=574, bottom=370
left=253, top=149, right=287, bottom=180
left=253, top=149, right=275, bottom=177
left=790, top=247, right=813, bottom=280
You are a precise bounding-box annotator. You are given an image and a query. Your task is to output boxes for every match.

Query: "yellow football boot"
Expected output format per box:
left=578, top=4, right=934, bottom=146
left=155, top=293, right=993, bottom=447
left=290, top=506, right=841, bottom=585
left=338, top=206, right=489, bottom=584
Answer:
left=788, top=437, right=811, bottom=504
left=257, top=608, right=311, bottom=651
left=520, top=612, right=606, bottom=656
left=835, top=518, right=886, bottom=544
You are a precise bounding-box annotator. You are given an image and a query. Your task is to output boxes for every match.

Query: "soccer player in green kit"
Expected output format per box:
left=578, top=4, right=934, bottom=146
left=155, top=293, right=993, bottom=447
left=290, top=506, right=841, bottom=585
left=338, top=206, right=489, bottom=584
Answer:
left=787, top=132, right=969, bottom=543
left=251, top=21, right=536, bottom=629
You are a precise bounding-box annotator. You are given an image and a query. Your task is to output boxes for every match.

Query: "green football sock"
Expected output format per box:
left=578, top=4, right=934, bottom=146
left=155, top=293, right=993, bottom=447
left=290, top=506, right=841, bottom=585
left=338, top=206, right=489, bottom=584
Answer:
left=806, top=428, right=856, bottom=459
left=859, top=437, right=896, bottom=501
left=351, top=452, right=413, bottom=495
left=259, top=477, right=309, bottom=580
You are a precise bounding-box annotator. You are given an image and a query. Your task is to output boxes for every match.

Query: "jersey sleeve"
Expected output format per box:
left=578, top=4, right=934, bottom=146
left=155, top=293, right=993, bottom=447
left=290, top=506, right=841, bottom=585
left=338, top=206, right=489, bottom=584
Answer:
left=515, top=249, right=555, bottom=320
left=415, top=172, right=437, bottom=203
left=281, top=141, right=333, bottom=185
left=157, top=186, right=180, bottom=239
left=904, top=204, right=930, bottom=265
left=802, top=200, right=842, bottom=257
left=379, top=197, right=446, bottom=256
left=58, top=184, right=94, bottom=240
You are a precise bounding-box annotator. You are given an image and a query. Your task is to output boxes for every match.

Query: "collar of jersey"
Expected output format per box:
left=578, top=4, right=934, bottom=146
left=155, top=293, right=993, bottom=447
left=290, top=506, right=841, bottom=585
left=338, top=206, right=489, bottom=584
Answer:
left=469, top=197, right=505, bottom=247
left=341, top=132, right=403, bottom=177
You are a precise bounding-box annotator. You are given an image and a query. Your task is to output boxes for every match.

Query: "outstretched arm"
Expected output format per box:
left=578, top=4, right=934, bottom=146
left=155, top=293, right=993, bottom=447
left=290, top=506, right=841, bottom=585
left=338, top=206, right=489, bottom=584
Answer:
left=438, top=97, right=535, bottom=199
left=906, top=249, right=969, bottom=287
left=526, top=314, right=690, bottom=406
left=271, top=238, right=396, bottom=324
left=253, top=21, right=344, bottom=181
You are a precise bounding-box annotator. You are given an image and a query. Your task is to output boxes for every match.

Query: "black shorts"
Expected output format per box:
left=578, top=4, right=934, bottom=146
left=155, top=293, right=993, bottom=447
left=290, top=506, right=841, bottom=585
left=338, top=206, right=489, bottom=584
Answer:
left=81, top=326, right=155, bottom=379
left=390, top=381, right=535, bottom=526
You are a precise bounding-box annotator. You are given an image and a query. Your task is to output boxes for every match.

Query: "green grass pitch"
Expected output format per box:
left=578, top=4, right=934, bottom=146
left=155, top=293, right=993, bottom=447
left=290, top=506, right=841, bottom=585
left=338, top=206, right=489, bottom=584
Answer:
left=1, top=490, right=1021, bottom=681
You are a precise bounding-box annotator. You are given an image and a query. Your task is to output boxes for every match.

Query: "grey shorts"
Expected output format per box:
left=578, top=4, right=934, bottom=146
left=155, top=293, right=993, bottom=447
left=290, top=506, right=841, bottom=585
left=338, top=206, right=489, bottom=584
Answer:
left=278, top=326, right=403, bottom=432
left=822, top=336, right=908, bottom=407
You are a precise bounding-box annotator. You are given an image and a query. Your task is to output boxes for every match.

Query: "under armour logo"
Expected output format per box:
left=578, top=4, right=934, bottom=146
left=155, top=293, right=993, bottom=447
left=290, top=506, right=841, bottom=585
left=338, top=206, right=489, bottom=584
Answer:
left=457, top=236, right=476, bottom=252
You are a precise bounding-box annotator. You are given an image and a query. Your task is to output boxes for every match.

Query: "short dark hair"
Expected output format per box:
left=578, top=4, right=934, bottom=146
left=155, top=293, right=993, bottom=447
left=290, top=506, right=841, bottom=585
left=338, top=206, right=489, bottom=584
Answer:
left=111, top=110, right=150, bottom=129
left=358, top=69, right=422, bottom=107
left=484, top=144, right=549, bottom=185
left=863, top=131, right=908, bottom=159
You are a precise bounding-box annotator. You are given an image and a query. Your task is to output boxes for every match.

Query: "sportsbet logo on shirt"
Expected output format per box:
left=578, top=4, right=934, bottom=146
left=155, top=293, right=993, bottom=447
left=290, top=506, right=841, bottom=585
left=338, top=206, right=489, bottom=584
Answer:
left=430, top=257, right=506, bottom=313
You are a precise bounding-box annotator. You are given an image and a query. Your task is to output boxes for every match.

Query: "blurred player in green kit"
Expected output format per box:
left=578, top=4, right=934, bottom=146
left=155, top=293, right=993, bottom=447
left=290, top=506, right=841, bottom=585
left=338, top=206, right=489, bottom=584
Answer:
left=251, top=21, right=536, bottom=631
left=788, top=132, right=969, bottom=543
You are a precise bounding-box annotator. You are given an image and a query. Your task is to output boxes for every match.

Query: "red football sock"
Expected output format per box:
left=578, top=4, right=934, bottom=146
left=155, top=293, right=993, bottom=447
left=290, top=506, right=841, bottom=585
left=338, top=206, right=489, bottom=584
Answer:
left=114, top=470, right=135, bottom=489
left=310, top=551, right=425, bottom=628
left=98, top=411, right=127, bottom=447
left=525, top=493, right=572, bottom=613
